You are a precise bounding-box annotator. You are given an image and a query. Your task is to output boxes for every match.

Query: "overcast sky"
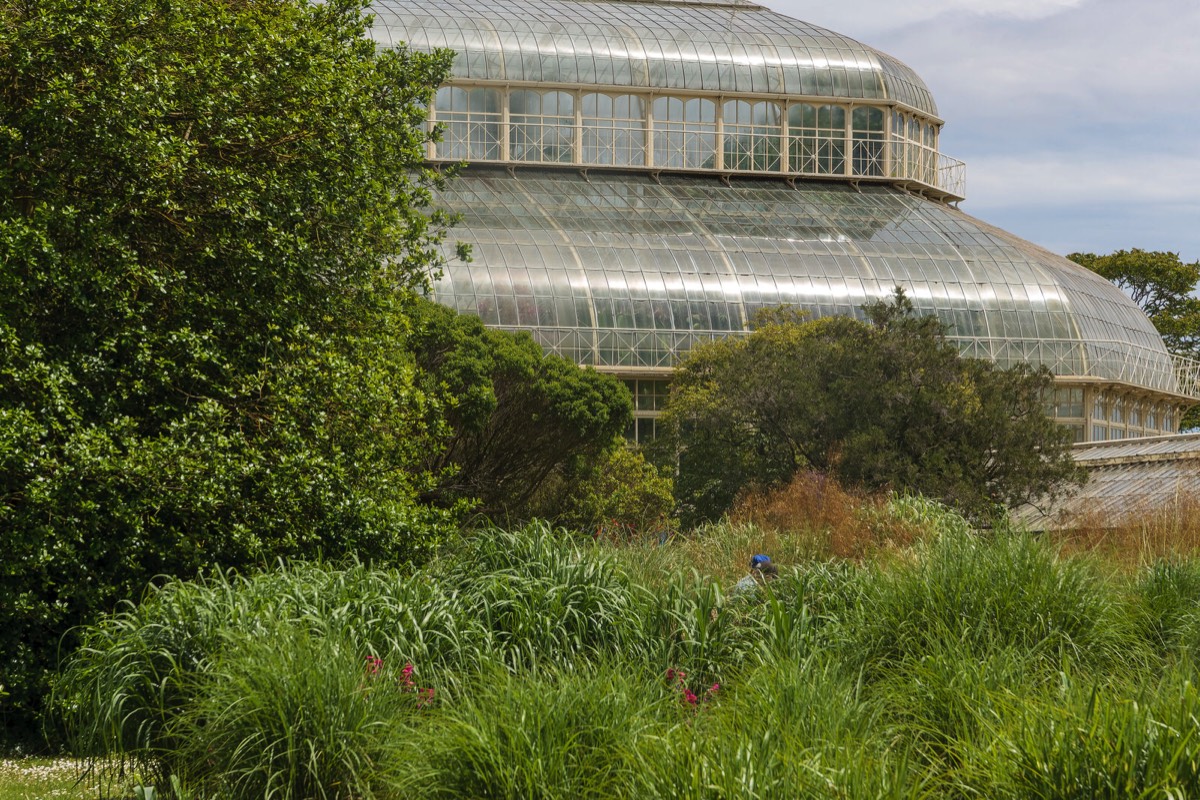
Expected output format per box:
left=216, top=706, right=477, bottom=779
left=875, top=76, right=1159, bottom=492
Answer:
left=771, top=0, right=1200, bottom=264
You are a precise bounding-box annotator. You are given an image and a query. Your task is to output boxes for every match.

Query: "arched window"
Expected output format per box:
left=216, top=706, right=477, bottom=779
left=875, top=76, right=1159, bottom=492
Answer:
left=582, top=94, right=646, bottom=166
left=906, top=115, right=924, bottom=182
left=511, top=90, right=575, bottom=163
left=723, top=100, right=781, bottom=171
left=923, top=121, right=938, bottom=184
left=851, top=106, right=885, bottom=177
left=434, top=86, right=502, bottom=160
left=889, top=109, right=907, bottom=179
left=788, top=104, right=845, bottom=175
left=652, top=97, right=717, bottom=169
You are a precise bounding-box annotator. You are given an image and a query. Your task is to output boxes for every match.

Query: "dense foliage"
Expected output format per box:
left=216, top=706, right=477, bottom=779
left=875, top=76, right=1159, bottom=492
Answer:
left=551, top=446, right=676, bottom=539
left=406, top=298, right=631, bottom=520
left=0, top=0, right=457, bottom=740
left=659, top=292, right=1083, bottom=526
left=55, top=514, right=1200, bottom=799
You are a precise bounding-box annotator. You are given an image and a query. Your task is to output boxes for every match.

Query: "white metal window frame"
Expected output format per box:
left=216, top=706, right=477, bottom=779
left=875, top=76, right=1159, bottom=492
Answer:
left=428, top=83, right=967, bottom=200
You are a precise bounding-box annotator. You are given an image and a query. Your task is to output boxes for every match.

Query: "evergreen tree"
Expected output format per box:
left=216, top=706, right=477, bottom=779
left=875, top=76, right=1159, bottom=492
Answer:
left=660, top=291, right=1083, bottom=526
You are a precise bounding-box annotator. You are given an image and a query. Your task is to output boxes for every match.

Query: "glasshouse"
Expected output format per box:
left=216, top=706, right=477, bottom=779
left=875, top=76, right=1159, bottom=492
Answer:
left=367, top=0, right=1199, bottom=443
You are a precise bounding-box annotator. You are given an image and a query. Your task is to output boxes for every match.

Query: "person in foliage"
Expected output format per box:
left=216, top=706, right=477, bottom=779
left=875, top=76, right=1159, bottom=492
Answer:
left=733, top=554, right=778, bottom=598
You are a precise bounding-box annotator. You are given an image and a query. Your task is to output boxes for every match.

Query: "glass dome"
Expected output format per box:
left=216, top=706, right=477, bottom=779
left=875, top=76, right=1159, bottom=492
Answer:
left=367, top=0, right=938, bottom=116
left=366, top=0, right=1197, bottom=440
left=429, top=168, right=1184, bottom=396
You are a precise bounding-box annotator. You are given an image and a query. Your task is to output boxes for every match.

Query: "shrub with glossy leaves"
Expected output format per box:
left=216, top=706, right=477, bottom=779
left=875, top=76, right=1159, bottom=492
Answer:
left=407, top=298, right=632, bottom=520
left=0, top=0, right=455, bottom=740
left=554, top=447, right=676, bottom=540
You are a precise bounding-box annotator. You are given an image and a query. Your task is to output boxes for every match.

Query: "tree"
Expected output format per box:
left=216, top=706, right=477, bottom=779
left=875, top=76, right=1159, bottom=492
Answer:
left=1068, top=250, right=1200, bottom=358
left=406, top=297, right=632, bottom=520
left=659, top=291, right=1083, bottom=526
left=0, top=0, right=456, bottom=742
left=551, top=447, right=676, bottom=540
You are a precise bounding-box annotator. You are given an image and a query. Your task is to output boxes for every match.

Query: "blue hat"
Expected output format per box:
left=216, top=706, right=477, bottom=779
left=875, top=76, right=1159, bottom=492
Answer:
left=749, top=554, right=771, bottom=569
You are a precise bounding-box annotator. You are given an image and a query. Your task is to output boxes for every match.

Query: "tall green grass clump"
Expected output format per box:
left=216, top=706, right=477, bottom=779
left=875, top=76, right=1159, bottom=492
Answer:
left=823, top=507, right=1158, bottom=790
left=995, top=672, right=1200, bottom=798
left=396, top=663, right=667, bottom=800
left=844, top=520, right=1142, bottom=680
left=56, top=576, right=238, bottom=784
left=641, top=656, right=923, bottom=800
left=173, top=626, right=419, bottom=800
left=751, top=559, right=866, bottom=658
left=440, top=524, right=764, bottom=686
left=638, top=569, right=766, bottom=688
left=439, top=523, right=652, bottom=669
left=613, top=519, right=835, bottom=590
left=56, top=561, right=481, bottom=786
left=871, top=493, right=974, bottom=539
left=1135, top=558, right=1200, bottom=656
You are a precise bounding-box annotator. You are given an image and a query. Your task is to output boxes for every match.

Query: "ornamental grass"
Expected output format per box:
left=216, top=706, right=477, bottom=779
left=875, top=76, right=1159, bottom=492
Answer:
left=53, top=507, right=1200, bottom=799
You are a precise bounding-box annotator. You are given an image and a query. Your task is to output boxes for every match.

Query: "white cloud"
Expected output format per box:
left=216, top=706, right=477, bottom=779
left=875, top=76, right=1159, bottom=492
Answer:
left=892, top=0, right=1200, bottom=118
left=768, top=0, right=1085, bottom=38
left=762, top=0, right=1200, bottom=261
left=773, top=0, right=1200, bottom=119
left=958, top=151, right=1200, bottom=260
left=966, top=153, right=1200, bottom=209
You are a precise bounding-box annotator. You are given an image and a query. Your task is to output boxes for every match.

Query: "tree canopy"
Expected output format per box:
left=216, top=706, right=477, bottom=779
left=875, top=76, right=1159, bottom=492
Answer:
left=406, top=297, right=632, bottom=520
left=1, top=0, right=457, bottom=740
left=659, top=292, right=1083, bottom=527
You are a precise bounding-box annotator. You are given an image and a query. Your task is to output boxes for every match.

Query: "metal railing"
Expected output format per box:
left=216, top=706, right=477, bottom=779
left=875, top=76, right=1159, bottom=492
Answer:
left=1173, top=353, right=1200, bottom=399
left=937, top=152, right=967, bottom=200
left=428, top=88, right=967, bottom=200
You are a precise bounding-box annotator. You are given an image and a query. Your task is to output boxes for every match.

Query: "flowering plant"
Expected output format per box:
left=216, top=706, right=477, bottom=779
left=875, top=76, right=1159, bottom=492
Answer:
left=363, top=656, right=436, bottom=708
left=665, top=668, right=718, bottom=709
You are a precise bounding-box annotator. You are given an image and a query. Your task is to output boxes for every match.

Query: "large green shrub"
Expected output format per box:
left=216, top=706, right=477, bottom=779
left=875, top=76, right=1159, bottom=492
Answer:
left=407, top=298, right=632, bottom=520
left=659, top=292, right=1083, bottom=526
left=553, top=447, right=676, bottom=539
left=0, top=0, right=456, bottom=740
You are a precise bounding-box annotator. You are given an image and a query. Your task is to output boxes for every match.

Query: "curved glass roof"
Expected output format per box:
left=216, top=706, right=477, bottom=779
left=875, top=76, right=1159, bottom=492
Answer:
left=368, top=0, right=939, bottom=118
left=429, top=168, right=1183, bottom=396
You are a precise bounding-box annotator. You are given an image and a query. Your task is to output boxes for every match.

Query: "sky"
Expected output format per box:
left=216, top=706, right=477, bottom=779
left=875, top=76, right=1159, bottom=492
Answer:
left=771, top=0, right=1200, bottom=264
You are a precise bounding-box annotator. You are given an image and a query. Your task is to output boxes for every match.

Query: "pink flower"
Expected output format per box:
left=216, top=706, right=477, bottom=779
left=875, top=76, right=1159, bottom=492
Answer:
left=364, top=655, right=383, bottom=676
